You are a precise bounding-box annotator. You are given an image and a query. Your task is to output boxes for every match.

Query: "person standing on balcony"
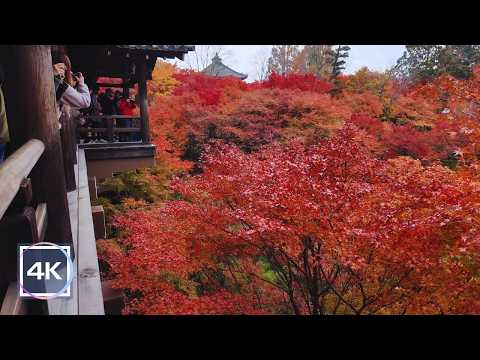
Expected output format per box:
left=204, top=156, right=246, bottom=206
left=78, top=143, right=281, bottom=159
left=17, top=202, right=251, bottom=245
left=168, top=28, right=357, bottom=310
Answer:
left=99, top=88, right=116, bottom=116
left=0, top=65, right=10, bottom=164
left=98, top=88, right=117, bottom=142
left=82, top=85, right=101, bottom=116
left=51, top=50, right=91, bottom=158
left=78, top=85, right=102, bottom=143
left=117, top=90, right=137, bottom=142
left=113, top=90, right=123, bottom=114
left=52, top=56, right=91, bottom=111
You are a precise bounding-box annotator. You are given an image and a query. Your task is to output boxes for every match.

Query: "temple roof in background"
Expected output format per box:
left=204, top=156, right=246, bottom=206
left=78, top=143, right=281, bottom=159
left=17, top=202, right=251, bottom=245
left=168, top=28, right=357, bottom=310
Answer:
left=202, top=54, right=248, bottom=80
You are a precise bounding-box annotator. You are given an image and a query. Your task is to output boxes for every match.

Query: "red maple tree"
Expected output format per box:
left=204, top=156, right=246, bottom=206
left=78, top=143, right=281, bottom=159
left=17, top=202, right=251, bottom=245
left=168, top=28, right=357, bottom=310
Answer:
left=106, top=125, right=480, bottom=314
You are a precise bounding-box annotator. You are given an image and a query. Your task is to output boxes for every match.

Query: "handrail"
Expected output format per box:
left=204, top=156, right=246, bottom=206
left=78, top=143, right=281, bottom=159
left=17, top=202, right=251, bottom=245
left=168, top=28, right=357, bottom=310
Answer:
left=85, top=115, right=141, bottom=120
left=0, top=139, right=45, bottom=219
left=78, top=127, right=141, bottom=133
left=80, top=115, right=143, bottom=143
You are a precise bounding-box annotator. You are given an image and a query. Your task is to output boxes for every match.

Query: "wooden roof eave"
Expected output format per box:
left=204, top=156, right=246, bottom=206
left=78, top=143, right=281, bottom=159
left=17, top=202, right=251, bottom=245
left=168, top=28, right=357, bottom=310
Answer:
left=108, top=47, right=190, bottom=61
left=67, top=45, right=194, bottom=85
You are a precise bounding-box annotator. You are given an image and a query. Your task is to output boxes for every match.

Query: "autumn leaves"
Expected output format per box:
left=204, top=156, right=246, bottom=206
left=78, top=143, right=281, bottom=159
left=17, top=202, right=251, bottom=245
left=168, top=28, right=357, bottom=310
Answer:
left=100, top=64, right=480, bottom=314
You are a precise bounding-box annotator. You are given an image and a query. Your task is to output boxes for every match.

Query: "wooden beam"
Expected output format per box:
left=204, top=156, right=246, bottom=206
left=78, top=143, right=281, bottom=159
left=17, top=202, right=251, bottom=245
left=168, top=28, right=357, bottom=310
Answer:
left=137, top=57, right=150, bottom=143
left=86, top=115, right=141, bottom=120
left=113, top=128, right=141, bottom=133
left=79, top=141, right=155, bottom=149
left=18, top=178, right=33, bottom=207
left=0, top=283, right=27, bottom=315
left=35, top=203, right=48, bottom=243
left=122, top=76, right=130, bottom=97
left=101, top=280, right=123, bottom=302
left=59, top=115, right=76, bottom=192
left=82, top=143, right=156, bottom=160
left=76, top=150, right=104, bottom=314
left=2, top=46, right=73, bottom=253
left=96, top=83, right=124, bottom=88
left=47, top=149, right=104, bottom=314
left=69, top=113, right=78, bottom=165
left=6, top=178, right=33, bottom=216
left=78, top=128, right=108, bottom=134
left=106, top=118, right=114, bottom=142
left=0, top=206, right=40, bottom=293
left=91, top=205, right=106, bottom=240
left=0, top=140, right=44, bottom=219
left=88, top=177, right=98, bottom=201
left=78, top=127, right=141, bottom=134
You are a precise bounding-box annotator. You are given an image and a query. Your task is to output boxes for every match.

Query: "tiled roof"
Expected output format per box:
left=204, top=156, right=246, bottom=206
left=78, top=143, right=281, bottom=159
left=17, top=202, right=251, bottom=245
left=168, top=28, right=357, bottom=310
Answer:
left=202, top=54, right=248, bottom=80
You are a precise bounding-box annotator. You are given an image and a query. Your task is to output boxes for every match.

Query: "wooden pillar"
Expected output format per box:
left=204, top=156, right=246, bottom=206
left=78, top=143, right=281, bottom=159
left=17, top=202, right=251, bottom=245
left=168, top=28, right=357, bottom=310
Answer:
left=137, top=56, right=150, bottom=143
left=122, top=78, right=129, bottom=98
left=2, top=45, right=73, bottom=251
left=106, top=118, right=114, bottom=142
left=68, top=112, right=77, bottom=165
left=59, top=115, right=76, bottom=192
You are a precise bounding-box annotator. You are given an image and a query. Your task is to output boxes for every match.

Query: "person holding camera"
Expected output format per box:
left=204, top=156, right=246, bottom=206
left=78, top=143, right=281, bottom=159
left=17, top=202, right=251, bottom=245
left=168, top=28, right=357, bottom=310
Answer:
left=117, top=90, right=137, bottom=142
left=52, top=49, right=91, bottom=126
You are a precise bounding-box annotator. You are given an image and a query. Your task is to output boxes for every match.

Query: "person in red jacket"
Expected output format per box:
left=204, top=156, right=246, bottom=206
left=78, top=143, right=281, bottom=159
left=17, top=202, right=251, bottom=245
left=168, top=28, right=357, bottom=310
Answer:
left=117, top=95, right=136, bottom=116
left=117, top=90, right=138, bottom=141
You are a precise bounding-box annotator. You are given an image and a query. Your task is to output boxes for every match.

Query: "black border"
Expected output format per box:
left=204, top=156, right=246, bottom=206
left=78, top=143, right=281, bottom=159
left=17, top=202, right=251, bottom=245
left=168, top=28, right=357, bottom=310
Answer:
left=3, top=4, right=480, bottom=44
left=1, top=3, right=479, bottom=348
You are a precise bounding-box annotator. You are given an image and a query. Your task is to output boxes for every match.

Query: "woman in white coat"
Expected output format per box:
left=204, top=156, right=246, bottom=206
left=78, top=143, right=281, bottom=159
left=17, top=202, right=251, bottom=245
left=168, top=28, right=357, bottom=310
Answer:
left=52, top=51, right=91, bottom=125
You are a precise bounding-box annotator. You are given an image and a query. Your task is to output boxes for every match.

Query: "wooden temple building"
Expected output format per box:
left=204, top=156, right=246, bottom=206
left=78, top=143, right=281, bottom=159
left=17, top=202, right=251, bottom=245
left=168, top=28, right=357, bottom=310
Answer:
left=0, top=45, right=194, bottom=315
left=202, top=53, right=248, bottom=80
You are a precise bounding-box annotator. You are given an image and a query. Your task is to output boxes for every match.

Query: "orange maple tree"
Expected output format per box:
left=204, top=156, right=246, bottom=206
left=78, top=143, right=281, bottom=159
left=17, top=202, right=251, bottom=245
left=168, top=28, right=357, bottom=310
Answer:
left=106, top=125, right=480, bottom=314
left=98, top=65, right=480, bottom=315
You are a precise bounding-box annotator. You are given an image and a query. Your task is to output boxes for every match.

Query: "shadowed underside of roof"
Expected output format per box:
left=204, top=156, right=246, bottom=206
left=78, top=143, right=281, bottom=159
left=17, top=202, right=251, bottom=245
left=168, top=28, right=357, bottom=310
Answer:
left=66, top=45, right=195, bottom=85
left=115, top=45, right=195, bottom=54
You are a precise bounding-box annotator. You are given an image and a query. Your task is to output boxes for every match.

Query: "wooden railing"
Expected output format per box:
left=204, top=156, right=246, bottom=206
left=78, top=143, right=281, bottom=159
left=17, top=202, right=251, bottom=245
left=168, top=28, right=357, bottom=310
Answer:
left=78, top=115, right=143, bottom=143
left=0, top=139, right=45, bottom=219
left=0, top=139, right=48, bottom=315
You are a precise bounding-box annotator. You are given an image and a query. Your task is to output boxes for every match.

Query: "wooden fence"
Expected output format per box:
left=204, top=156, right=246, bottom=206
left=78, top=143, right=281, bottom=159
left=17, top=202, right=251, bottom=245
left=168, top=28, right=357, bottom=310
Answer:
left=78, top=115, right=143, bottom=143
left=0, top=139, right=48, bottom=315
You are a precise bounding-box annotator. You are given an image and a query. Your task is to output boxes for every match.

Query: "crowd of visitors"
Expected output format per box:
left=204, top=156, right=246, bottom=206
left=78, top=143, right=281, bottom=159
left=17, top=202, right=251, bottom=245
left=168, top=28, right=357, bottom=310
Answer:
left=0, top=46, right=140, bottom=165
left=52, top=45, right=140, bottom=144
left=82, top=83, right=139, bottom=142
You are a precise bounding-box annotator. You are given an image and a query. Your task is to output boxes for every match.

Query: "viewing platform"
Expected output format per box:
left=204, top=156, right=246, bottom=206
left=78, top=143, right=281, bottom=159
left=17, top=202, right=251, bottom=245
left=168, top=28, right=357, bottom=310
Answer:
left=47, top=148, right=104, bottom=315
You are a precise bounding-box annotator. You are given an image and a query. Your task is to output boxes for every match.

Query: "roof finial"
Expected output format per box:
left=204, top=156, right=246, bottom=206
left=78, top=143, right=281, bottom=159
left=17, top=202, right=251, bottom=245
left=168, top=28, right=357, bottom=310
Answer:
left=212, top=53, right=222, bottom=64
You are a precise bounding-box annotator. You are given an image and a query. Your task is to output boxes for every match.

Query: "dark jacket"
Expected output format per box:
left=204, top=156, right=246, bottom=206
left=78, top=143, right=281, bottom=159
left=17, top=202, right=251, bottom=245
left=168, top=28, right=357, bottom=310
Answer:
left=99, top=93, right=116, bottom=115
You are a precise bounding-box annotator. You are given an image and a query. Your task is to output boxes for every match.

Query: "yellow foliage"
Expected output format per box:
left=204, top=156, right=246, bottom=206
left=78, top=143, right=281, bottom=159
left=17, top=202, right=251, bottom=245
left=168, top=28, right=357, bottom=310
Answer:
left=342, top=67, right=393, bottom=97
left=121, top=197, right=149, bottom=210
left=97, top=239, right=124, bottom=258
left=148, top=60, right=180, bottom=102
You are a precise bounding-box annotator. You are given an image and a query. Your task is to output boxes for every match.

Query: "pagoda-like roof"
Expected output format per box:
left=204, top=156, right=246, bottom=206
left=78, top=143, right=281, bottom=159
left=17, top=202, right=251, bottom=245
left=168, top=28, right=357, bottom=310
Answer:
left=202, top=54, right=248, bottom=80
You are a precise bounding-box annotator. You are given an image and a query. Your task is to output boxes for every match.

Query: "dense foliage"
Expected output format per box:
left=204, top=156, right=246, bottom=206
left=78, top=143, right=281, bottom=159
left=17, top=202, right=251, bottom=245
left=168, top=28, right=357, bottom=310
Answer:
left=392, top=45, right=480, bottom=85
left=98, top=62, right=480, bottom=315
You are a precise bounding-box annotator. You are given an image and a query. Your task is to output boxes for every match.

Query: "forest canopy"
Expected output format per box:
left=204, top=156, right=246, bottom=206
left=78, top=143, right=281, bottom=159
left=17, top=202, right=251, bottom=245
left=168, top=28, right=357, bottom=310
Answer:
left=97, top=54, right=480, bottom=315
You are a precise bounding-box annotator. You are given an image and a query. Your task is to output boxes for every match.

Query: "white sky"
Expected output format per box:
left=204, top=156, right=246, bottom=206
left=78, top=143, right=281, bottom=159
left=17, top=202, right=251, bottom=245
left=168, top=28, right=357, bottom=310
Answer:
left=168, top=45, right=406, bottom=83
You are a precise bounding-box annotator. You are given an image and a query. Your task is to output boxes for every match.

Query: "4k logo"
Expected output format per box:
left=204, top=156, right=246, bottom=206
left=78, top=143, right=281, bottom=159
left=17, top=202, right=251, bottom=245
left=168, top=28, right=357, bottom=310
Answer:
left=26, top=262, right=63, bottom=280
left=19, top=243, right=74, bottom=300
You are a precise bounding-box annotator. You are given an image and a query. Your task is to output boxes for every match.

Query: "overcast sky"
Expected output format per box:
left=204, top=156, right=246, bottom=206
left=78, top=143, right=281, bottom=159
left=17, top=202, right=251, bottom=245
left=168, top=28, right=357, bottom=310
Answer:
left=170, top=45, right=406, bottom=82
